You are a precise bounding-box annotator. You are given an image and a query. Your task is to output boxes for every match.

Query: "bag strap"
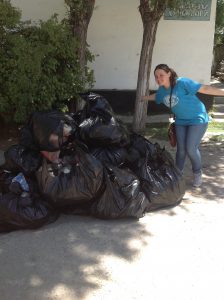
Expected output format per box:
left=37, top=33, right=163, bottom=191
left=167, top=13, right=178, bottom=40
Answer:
left=169, top=86, right=175, bottom=121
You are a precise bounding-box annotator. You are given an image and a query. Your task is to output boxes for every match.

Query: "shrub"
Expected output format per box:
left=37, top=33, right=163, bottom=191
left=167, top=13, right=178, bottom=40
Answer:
left=0, top=1, right=94, bottom=123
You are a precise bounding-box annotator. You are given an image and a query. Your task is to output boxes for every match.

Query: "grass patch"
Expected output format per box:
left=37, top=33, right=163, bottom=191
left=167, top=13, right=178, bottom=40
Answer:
left=144, top=122, right=169, bottom=140
left=208, top=134, right=224, bottom=142
left=126, top=122, right=169, bottom=140
left=207, top=121, right=224, bottom=132
left=131, top=121, right=224, bottom=141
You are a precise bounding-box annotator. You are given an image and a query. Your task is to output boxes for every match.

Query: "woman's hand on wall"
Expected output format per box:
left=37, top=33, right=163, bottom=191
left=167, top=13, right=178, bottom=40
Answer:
left=141, top=94, right=156, bottom=101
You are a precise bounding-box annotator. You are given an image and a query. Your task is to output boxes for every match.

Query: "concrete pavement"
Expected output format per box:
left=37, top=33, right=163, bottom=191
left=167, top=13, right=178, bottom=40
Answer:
left=0, top=137, right=224, bottom=300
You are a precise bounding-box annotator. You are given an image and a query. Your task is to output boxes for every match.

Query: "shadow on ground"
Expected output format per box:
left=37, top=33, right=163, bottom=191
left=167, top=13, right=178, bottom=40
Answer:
left=194, top=140, right=224, bottom=201
left=152, top=137, right=224, bottom=201
left=0, top=215, right=151, bottom=300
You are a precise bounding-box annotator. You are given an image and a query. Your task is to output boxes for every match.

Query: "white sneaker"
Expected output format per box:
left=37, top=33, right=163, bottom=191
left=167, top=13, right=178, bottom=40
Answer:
left=193, top=172, right=202, bottom=187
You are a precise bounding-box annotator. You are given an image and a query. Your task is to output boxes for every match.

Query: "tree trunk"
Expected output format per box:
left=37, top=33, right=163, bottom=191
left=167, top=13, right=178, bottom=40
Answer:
left=71, top=21, right=89, bottom=111
left=133, top=19, right=159, bottom=132
left=133, top=0, right=168, bottom=132
left=72, top=15, right=91, bottom=79
left=67, top=0, right=95, bottom=111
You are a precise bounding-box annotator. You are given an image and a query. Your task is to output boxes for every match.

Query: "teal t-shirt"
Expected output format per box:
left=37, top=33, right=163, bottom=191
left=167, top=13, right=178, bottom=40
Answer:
left=155, top=77, right=209, bottom=125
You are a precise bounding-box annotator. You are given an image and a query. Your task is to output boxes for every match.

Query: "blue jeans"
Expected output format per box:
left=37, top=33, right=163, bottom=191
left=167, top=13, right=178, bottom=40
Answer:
left=175, top=123, right=208, bottom=174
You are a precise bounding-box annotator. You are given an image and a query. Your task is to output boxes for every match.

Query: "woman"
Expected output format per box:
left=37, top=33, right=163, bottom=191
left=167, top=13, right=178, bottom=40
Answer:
left=143, top=64, right=224, bottom=187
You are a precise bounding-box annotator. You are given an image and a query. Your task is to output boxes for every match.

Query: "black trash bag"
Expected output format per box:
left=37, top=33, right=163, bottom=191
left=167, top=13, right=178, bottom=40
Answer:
left=125, top=134, right=185, bottom=211
left=18, top=123, right=38, bottom=151
left=90, top=165, right=149, bottom=219
left=0, top=168, right=47, bottom=198
left=60, top=139, right=89, bottom=158
left=79, top=92, right=115, bottom=122
left=79, top=116, right=130, bottom=147
left=0, top=192, right=59, bottom=233
left=3, top=144, right=42, bottom=175
left=57, top=202, right=92, bottom=217
left=19, top=110, right=77, bottom=152
left=77, top=92, right=130, bottom=147
left=126, top=133, right=158, bottom=166
left=36, top=148, right=104, bottom=207
left=9, top=181, right=24, bottom=195
left=91, top=146, right=127, bottom=167
left=0, top=170, right=14, bottom=194
left=134, top=150, right=185, bottom=211
left=70, top=110, right=85, bottom=129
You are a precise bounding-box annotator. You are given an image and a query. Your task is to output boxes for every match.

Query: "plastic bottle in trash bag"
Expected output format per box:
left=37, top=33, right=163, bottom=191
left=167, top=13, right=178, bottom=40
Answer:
left=12, top=173, right=29, bottom=192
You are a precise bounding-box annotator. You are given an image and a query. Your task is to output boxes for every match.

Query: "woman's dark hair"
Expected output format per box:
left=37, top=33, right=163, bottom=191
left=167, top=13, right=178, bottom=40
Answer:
left=154, top=64, right=178, bottom=88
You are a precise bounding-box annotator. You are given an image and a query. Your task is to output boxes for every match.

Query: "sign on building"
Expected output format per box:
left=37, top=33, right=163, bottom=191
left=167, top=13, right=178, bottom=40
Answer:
left=164, top=0, right=212, bottom=21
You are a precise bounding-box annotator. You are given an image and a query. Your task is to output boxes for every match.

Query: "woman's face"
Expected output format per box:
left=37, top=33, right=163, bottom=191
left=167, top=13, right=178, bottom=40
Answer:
left=154, top=69, right=171, bottom=88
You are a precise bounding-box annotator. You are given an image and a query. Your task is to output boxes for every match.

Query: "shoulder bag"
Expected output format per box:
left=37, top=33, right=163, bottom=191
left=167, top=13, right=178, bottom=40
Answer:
left=167, top=87, right=177, bottom=147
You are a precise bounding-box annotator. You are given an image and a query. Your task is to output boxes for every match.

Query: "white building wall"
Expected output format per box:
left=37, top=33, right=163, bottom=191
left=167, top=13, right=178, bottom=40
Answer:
left=150, top=3, right=217, bottom=89
left=11, top=0, right=67, bottom=21
left=88, top=0, right=142, bottom=90
left=11, top=0, right=217, bottom=90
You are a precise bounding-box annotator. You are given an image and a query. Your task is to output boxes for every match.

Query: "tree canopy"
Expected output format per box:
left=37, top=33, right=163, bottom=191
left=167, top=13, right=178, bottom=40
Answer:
left=215, top=0, right=224, bottom=44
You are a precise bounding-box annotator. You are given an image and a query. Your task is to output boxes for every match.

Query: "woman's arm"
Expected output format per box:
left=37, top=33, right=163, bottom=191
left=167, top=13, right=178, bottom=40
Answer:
left=198, top=85, right=224, bottom=96
left=142, top=93, right=156, bottom=101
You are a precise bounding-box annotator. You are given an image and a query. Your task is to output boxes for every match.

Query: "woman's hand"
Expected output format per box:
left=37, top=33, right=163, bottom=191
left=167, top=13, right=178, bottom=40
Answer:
left=141, top=93, right=156, bottom=101
left=198, top=85, right=224, bottom=96
left=141, top=95, right=150, bottom=101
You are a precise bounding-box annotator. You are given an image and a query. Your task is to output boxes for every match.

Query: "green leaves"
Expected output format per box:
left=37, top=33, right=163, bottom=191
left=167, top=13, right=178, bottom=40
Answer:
left=215, top=0, right=224, bottom=45
left=0, top=0, right=21, bottom=29
left=139, top=0, right=180, bottom=11
left=0, top=2, right=94, bottom=123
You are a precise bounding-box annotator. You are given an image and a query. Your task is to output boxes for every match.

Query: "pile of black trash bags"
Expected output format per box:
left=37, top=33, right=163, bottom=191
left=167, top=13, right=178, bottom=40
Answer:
left=0, top=93, right=185, bottom=232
